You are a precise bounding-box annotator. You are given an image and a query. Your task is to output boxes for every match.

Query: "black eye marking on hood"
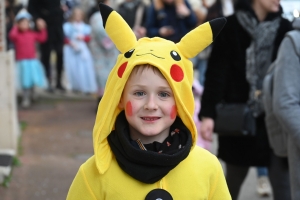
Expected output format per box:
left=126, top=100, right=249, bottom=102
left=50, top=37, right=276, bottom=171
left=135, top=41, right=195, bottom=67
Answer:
left=125, top=49, right=135, bottom=58
left=136, top=53, right=165, bottom=59
left=170, top=50, right=181, bottom=61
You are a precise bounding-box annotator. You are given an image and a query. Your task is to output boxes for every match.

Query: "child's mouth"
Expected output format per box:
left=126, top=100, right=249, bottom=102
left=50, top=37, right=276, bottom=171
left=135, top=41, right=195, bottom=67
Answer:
left=141, top=117, right=160, bottom=121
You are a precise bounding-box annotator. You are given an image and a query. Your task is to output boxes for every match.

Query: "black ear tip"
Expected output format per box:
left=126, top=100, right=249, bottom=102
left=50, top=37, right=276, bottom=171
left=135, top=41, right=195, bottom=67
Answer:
left=209, top=17, right=227, bottom=41
left=98, top=2, right=114, bottom=28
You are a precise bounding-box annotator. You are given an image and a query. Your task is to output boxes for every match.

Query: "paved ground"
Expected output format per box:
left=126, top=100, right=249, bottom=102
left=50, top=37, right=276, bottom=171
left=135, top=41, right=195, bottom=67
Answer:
left=0, top=95, right=273, bottom=200
left=0, top=96, right=96, bottom=200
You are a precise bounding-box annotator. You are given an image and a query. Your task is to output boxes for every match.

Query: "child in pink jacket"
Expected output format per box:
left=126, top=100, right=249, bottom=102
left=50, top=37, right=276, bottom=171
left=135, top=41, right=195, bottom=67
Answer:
left=9, top=10, right=48, bottom=108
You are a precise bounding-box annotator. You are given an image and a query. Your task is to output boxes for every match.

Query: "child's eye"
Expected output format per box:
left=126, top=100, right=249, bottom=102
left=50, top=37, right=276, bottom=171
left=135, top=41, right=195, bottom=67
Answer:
left=134, top=91, right=145, bottom=96
left=158, top=92, right=170, bottom=98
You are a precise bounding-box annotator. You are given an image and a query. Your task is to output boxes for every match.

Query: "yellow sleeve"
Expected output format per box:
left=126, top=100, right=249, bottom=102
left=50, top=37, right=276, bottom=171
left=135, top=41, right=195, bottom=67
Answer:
left=208, top=157, right=232, bottom=200
left=66, top=165, right=97, bottom=200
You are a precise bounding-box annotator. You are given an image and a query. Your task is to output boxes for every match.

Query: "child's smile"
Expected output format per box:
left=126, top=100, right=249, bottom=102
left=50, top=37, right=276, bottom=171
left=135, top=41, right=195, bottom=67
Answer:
left=141, top=116, right=160, bottom=122
left=119, top=66, right=177, bottom=144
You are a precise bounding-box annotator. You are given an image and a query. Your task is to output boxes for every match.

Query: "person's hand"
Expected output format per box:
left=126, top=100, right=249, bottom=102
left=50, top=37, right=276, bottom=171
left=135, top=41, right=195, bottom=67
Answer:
left=61, top=4, right=69, bottom=12
left=70, top=41, right=80, bottom=52
left=134, top=26, right=146, bottom=39
left=176, top=3, right=190, bottom=18
left=159, top=26, right=174, bottom=37
left=76, top=35, right=84, bottom=40
left=201, top=117, right=214, bottom=141
left=36, top=18, right=46, bottom=30
left=202, top=0, right=209, bottom=8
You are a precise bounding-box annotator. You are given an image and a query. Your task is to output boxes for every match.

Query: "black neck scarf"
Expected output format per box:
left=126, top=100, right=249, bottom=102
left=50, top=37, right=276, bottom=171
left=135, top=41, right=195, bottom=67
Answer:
left=107, top=111, right=192, bottom=184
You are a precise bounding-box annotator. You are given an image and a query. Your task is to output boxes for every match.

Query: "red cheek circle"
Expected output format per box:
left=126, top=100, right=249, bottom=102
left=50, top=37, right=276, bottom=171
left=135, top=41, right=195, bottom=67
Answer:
left=170, top=105, right=177, bottom=119
left=126, top=101, right=133, bottom=116
left=118, top=62, right=128, bottom=78
left=170, top=64, right=184, bottom=82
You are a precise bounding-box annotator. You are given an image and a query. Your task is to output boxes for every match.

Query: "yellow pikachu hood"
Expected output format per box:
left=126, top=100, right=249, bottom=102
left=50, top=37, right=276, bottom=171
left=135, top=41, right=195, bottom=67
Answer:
left=94, top=3, right=226, bottom=174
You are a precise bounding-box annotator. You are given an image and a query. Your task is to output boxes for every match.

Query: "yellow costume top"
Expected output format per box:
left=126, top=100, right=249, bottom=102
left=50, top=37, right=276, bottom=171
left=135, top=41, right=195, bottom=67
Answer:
left=67, top=3, right=231, bottom=200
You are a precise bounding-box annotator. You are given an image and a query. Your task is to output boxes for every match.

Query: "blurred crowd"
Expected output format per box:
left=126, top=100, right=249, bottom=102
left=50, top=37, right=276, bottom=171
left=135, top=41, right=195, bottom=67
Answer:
left=5, top=0, right=234, bottom=108
left=4, top=0, right=300, bottom=199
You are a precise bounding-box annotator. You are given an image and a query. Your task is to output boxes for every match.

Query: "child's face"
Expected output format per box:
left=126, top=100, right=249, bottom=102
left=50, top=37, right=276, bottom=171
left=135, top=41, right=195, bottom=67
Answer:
left=17, top=19, right=30, bottom=31
left=73, top=9, right=83, bottom=22
left=119, top=67, right=177, bottom=144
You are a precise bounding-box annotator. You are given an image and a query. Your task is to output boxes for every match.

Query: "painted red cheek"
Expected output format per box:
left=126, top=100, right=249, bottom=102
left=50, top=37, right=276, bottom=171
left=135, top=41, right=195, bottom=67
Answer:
left=118, top=62, right=128, bottom=78
left=126, top=101, right=133, bottom=116
left=170, top=64, right=184, bottom=82
left=170, top=105, right=177, bottom=119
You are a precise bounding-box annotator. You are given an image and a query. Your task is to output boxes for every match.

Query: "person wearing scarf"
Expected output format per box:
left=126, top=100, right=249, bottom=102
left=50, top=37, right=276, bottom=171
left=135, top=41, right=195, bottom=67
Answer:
left=199, top=0, right=292, bottom=199
left=67, top=2, right=230, bottom=200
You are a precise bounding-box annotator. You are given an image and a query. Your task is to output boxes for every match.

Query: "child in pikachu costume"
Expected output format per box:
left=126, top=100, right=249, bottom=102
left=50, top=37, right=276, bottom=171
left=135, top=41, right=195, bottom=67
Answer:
left=67, top=3, right=230, bottom=200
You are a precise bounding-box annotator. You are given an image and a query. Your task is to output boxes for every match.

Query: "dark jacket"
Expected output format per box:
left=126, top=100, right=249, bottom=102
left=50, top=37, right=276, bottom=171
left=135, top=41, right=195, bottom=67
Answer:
left=27, top=0, right=64, bottom=43
left=199, top=0, right=292, bottom=166
left=117, top=0, right=148, bottom=28
left=145, top=0, right=197, bottom=43
left=27, top=0, right=64, bottom=25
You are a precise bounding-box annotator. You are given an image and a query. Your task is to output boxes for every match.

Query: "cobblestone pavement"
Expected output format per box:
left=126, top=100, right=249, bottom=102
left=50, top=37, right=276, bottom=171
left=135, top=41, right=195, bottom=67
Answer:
left=0, top=97, right=273, bottom=200
left=0, top=98, right=96, bottom=200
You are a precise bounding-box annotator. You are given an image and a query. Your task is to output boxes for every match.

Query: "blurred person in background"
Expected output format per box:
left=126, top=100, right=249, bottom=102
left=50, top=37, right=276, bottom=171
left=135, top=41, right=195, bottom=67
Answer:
left=189, top=0, right=234, bottom=86
left=9, top=10, right=48, bottom=108
left=145, top=0, right=197, bottom=43
left=190, top=0, right=234, bottom=26
left=191, top=1, right=271, bottom=197
left=87, top=0, right=123, bottom=18
left=192, top=78, right=213, bottom=151
left=256, top=166, right=271, bottom=196
left=63, top=7, right=97, bottom=95
left=61, top=0, right=81, bottom=22
left=198, top=0, right=292, bottom=199
left=273, top=17, right=300, bottom=200
left=27, top=0, right=65, bottom=92
left=190, top=0, right=272, bottom=196
left=89, top=0, right=119, bottom=111
left=87, top=0, right=101, bottom=19
left=117, top=0, right=149, bottom=39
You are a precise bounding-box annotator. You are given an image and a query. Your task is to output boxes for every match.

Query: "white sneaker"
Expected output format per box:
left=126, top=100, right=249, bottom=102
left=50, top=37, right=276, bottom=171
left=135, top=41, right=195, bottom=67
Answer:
left=21, top=89, right=31, bottom=108
left=31, top=91, right=38, bottom=102
left=21, top=97, right=31, bottom=108
left=257, top=176, right=272, bottom=197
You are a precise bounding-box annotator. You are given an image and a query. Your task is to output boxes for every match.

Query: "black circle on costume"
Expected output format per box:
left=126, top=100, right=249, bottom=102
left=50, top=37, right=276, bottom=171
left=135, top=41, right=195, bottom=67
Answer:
left=124, top=49, right=135, bottom=58
left=170, top=50, right=181, bottom=61
left=145, top=189, right=173, bottom=200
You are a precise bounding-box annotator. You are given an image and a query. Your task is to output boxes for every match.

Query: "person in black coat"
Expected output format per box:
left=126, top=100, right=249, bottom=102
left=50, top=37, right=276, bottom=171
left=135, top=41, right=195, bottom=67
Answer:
left=27, top=0, right=65, bottom=91
left=146, top=0, right=197, bottom=43
left=5, top=0, right=23, bottom=50
left=198, top=0, right=292, bottom=199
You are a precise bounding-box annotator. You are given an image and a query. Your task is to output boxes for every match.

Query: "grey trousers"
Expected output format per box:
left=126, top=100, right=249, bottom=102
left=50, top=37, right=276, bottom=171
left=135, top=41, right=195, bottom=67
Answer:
left=226, top=152, right=291, bottom=200
left=288, top=136, right=300, bottom=200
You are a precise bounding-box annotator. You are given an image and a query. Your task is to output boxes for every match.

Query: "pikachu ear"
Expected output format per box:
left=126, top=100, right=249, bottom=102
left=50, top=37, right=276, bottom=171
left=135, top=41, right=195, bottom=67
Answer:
left=98, top=3, right=137, bottom=53
left=176, top=17, right=227, bottom=59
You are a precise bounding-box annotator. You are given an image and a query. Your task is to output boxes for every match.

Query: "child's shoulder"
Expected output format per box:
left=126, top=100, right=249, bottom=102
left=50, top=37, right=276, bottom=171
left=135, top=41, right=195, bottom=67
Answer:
left=81, top=155, right=97, bottom=170
left=188, top=146, right=220, bottom=167
left=191, top=145, right=214, bottom=156
left=171, top=146, right=224, bottom=183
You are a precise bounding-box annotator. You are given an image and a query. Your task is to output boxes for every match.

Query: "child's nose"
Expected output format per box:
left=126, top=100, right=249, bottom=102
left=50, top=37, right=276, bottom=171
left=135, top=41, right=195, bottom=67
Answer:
left=144, top=95, right=158, bottom=110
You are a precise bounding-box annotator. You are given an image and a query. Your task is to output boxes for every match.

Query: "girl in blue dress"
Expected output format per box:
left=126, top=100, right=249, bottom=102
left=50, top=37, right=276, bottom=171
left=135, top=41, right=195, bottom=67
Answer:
left=63, top=7, right=97, bottom=94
